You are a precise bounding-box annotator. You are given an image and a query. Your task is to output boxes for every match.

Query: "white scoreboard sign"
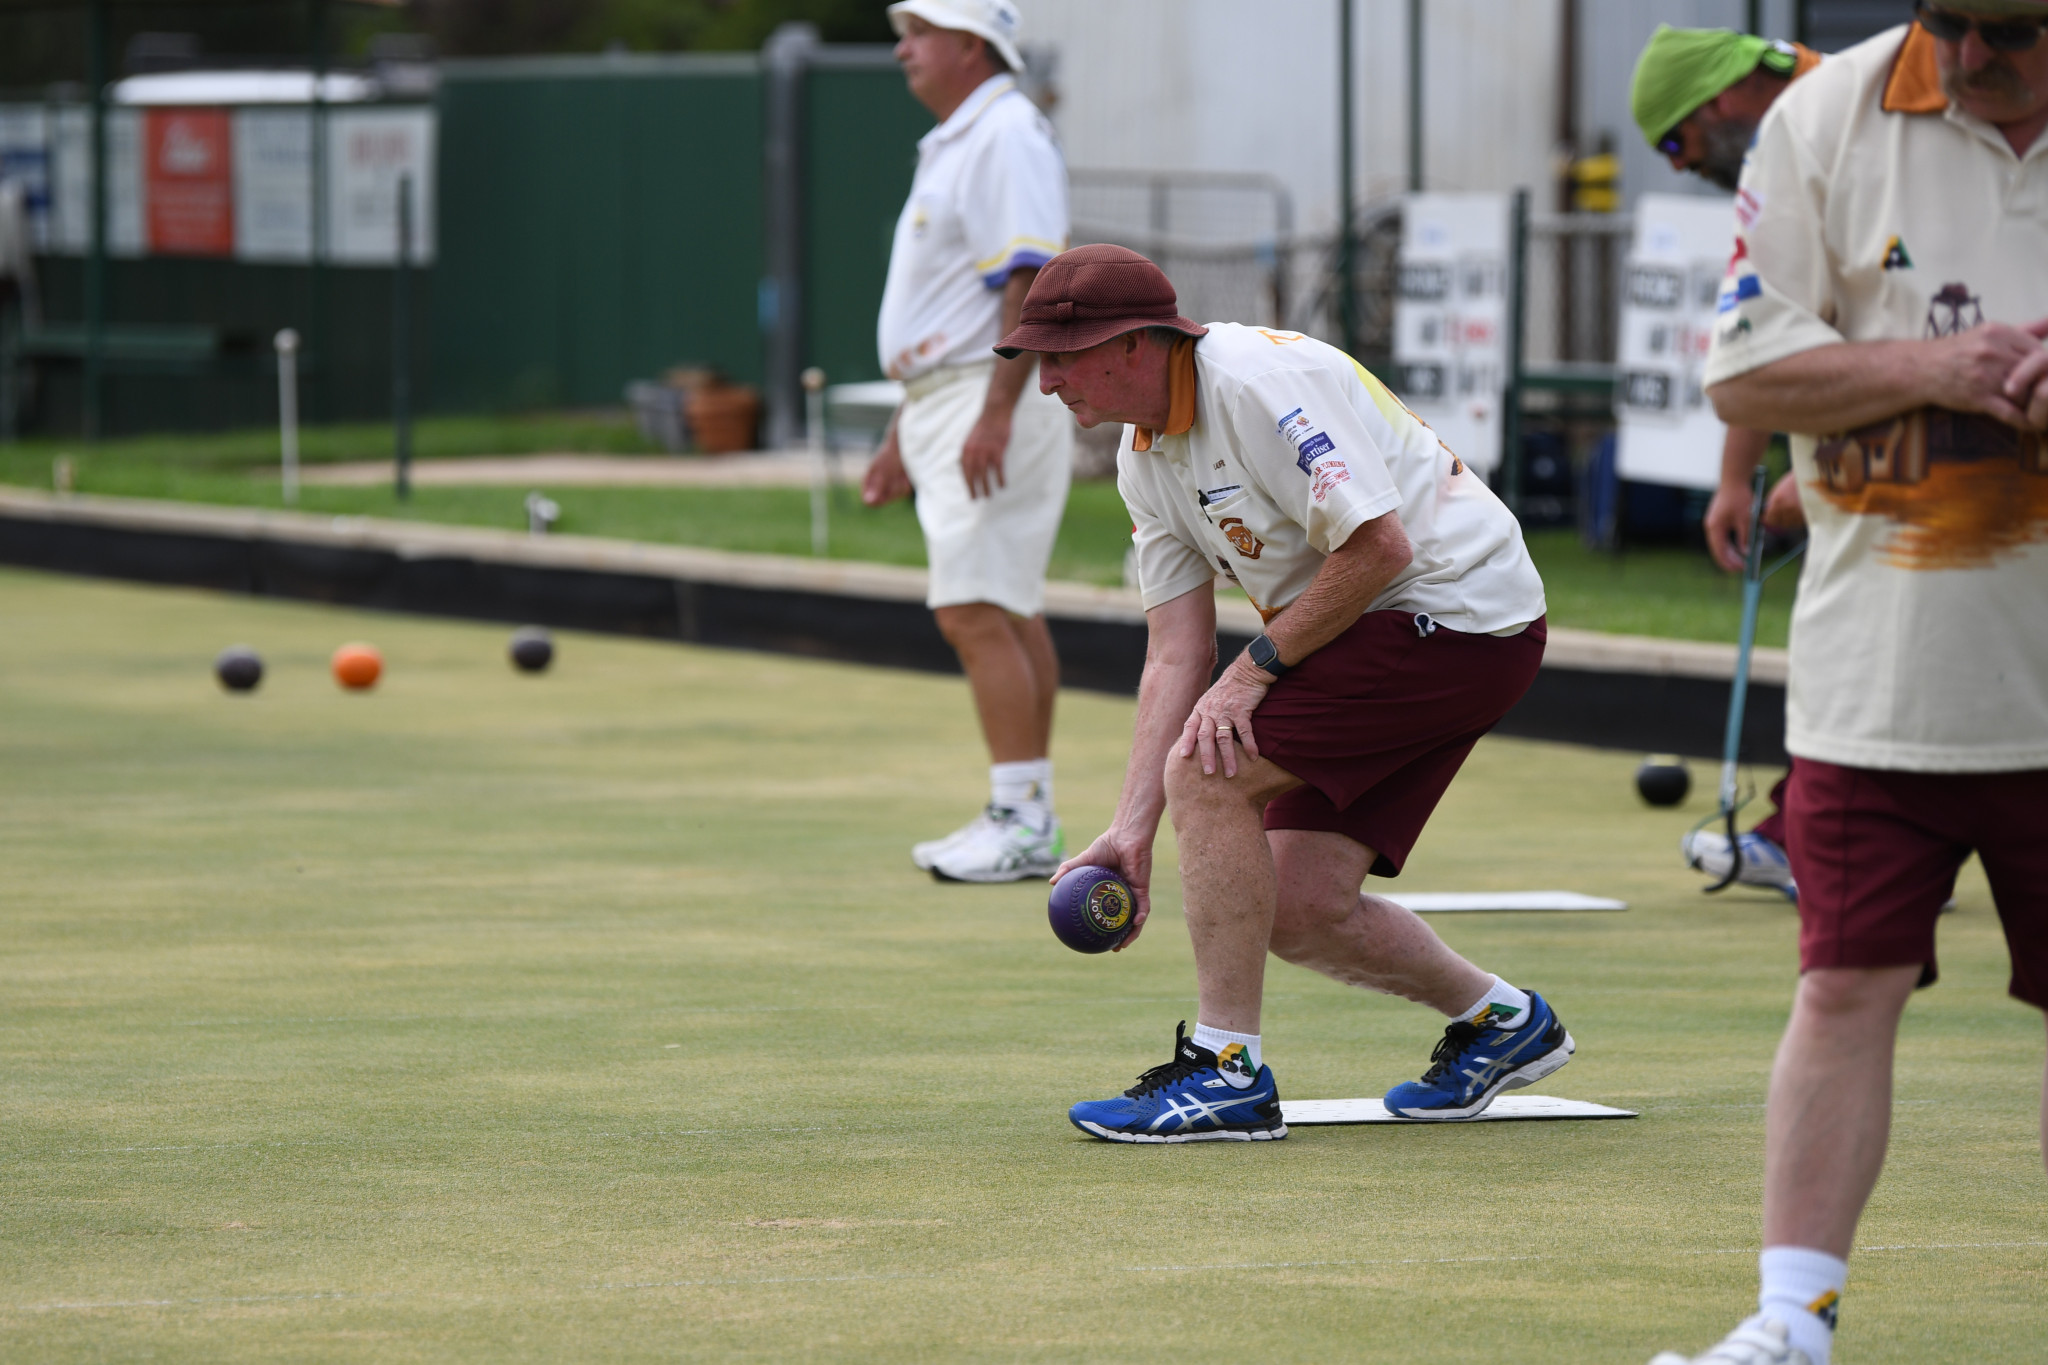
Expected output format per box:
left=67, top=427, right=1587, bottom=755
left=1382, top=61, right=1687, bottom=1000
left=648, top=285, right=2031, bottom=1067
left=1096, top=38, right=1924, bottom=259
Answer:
left=1392, top=193, right=1509, bottom=476
left=1615, top=192, right=1737, bottom=490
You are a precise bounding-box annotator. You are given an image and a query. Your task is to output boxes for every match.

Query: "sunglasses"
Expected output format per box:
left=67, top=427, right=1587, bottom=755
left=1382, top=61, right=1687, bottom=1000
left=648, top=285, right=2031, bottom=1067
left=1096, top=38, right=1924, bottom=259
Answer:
left=1915, top=2, right=2048, bottom=52
left=1655, top=120, right=1689, bottom=158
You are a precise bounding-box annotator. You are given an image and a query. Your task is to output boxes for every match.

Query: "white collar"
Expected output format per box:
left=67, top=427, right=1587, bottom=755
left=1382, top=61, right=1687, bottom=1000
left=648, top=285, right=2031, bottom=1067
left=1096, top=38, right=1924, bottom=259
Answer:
left=920, top=74, right=1018, bottom=151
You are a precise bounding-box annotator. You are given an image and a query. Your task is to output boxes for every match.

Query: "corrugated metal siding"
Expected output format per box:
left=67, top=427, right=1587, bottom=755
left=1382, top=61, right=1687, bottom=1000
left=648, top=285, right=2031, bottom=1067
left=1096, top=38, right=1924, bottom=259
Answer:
left=801, top=62, right=931, bottom=387
left=432, top=59, right=766, bottom=411
left=1030, top=0, right=1565, bottom=232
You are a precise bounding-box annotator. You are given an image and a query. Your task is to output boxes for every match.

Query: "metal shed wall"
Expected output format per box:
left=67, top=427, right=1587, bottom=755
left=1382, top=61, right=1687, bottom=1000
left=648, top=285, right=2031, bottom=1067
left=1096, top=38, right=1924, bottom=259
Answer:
left=431, top=54, right=767, bottom=412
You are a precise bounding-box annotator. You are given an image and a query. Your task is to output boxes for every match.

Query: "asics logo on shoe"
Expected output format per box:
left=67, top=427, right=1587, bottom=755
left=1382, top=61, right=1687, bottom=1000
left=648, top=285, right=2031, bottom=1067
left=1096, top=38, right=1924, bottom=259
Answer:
left=1455, top=1027, right=1552, bottom=1096
left=1148, top=1085, right=1274, bottom=1131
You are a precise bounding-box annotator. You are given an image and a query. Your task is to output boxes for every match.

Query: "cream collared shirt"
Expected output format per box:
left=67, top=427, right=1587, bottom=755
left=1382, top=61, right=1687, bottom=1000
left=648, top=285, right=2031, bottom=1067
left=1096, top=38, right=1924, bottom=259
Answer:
left=1118, top=324, right=1545, bottom=636
left=1705, top=24, right=2048, bottom=772
left=876, top=75, right=1068, bottom=382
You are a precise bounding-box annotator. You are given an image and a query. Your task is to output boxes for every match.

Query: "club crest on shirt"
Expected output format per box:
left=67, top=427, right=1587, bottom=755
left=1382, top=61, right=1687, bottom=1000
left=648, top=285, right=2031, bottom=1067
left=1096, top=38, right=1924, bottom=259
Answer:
left=1217, top=517, right=1265, bottom=559
left=1277, top=407, right=1337, bottom=473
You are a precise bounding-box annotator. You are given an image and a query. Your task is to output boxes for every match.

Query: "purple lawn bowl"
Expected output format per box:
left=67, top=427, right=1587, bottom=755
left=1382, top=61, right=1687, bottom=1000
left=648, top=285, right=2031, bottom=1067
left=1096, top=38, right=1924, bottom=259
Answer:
left=1048, top=865, right=1136, bottom=954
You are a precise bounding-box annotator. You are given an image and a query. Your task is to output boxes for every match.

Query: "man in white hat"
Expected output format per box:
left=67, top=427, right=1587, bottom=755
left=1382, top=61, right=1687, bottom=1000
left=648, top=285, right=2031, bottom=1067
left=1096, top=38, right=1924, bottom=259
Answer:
left=1649, top=4, right=2048, bottom=1362
left=863, top=0, right=1076, bottom=884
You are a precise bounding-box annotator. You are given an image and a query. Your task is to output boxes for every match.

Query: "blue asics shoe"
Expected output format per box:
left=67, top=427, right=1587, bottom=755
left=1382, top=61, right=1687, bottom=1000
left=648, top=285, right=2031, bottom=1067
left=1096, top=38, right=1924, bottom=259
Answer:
left=1383, top=993, right=1574, bottom=1120
left=1069, top=1022, right=1287, bottom=1143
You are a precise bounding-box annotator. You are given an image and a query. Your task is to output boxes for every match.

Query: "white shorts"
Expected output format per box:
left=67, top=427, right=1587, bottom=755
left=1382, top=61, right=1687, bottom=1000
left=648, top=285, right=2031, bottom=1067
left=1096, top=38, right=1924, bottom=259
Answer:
left=897, top=359, right=1073, bottom=616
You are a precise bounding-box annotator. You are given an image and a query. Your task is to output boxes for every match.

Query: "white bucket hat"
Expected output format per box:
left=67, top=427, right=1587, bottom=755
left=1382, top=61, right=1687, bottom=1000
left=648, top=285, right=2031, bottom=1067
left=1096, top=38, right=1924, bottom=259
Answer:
left=887, top=0, right=1026, bottom=75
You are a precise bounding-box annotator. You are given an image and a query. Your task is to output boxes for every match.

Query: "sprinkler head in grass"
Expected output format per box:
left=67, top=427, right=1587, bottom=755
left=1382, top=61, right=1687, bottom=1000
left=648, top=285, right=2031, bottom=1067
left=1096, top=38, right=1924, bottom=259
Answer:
left=1635, top=755, right=1691, bottom=807
left=509, top=626, right=554, bottom=673
left=214, top=645, right=263, bottom=692
left=331, top=643, right=383, bottom=691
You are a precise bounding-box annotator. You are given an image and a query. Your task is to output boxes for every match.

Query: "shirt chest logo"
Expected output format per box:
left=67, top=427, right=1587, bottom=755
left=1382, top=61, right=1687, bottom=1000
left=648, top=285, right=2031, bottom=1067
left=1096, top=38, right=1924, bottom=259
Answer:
left=1217, top=517, right=1265, bottom=559
left=1882, top=236, right=1913, bottom=271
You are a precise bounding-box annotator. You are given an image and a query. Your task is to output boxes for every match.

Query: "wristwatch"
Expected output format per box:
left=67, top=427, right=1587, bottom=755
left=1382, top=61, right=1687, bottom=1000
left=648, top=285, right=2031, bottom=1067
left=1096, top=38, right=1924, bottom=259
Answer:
left=1247, top=633, right=1290, bottom=678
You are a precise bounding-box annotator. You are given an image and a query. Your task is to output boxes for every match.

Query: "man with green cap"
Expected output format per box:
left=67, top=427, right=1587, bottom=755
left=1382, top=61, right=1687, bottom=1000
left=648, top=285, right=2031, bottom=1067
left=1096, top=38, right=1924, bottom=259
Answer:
left=1633, top=26, right=1821, bottom=900
left=1632, top=26, right=1822, bottom=190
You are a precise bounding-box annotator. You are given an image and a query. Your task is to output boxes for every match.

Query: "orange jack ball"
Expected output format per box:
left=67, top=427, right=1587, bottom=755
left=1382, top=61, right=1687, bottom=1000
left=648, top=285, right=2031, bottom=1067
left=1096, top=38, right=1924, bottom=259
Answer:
left=331, top=642, right=383, bottom=690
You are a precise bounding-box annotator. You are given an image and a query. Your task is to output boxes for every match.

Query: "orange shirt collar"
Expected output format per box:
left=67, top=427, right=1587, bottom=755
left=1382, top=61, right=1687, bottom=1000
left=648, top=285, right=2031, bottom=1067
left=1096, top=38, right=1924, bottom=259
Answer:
left=1883, top=25, right=1946, bottom=115
left=1130, top=336, right=1198, bottom=452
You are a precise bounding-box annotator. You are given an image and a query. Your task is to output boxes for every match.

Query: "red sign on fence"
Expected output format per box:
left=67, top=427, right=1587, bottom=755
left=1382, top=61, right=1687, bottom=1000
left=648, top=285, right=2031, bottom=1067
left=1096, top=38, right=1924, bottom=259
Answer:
left=144, top=109, right=233, bottom=255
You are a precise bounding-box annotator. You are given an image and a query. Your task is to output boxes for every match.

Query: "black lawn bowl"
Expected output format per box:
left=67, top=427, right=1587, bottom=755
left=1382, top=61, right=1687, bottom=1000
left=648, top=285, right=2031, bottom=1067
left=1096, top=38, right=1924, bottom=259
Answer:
left=509, top=627, right=555, bottom=673
left=214, top=645, right=264, bottom=693
left=1635, top=755, right=1691, bottom=807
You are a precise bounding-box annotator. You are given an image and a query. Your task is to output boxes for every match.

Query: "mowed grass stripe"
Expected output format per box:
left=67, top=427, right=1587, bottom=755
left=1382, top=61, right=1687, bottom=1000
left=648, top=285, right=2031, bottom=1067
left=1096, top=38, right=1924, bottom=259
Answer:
left=0, top=566, right=2039, bottom=1362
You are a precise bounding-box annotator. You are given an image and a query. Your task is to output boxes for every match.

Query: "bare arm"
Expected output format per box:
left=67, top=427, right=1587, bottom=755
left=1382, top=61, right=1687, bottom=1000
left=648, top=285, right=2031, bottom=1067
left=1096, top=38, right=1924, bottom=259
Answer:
left=1051, top=584, right=1219, bottom=950
left=1703, top=427, right=1777, bottom=572
left=860, top=405, right=913, bottom=507
left=959, top=267, right=1043, bottom=498
left=1179, top=510, right=1414, bottom=779
left=1708, top=320, right=2048, bottom=434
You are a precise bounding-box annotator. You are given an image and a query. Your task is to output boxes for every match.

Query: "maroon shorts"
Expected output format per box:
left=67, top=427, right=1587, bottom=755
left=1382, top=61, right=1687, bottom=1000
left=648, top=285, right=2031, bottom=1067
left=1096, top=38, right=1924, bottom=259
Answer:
left=1254, top=610, right=1546, bottom=877
left=1785, top=758, right=2048, bottom=1008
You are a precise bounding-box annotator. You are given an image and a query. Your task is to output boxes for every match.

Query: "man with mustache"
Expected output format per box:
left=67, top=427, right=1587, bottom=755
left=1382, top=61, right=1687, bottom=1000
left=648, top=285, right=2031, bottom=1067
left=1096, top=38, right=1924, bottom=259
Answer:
left=1631, top=27, right=1824, bottom=900
left=1002, top=245, right=1570, bottom=1143
left=1649, top=5, right=2048, bottom=1363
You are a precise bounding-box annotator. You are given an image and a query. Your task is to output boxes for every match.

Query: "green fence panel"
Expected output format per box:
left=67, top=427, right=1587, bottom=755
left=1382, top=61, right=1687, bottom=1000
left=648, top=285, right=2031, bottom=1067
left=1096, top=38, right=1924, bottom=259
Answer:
left=27, top=256, right=428, bottom=436
left=433, top=56, right=766, bottom=412
left=801, top=61, right=930, bottom=387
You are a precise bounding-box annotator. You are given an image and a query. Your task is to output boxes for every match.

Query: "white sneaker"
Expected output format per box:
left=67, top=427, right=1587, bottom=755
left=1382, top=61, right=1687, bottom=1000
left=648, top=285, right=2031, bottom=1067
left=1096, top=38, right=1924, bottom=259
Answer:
left=911, top=807, right=999, bottom=871
left=1649, top=1317, right=1812, bottom=1365
left=929, top=807, right=1065, bottom=883
left=1682, top=829, right=1798, bottom=902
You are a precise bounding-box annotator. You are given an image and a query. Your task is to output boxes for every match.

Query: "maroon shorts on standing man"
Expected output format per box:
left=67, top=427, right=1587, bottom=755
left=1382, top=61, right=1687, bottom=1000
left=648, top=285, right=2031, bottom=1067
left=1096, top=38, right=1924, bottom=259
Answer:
left=1786, top=758, right=2048, bottom=1007
left=1252, top=609, right=1547, bottom=877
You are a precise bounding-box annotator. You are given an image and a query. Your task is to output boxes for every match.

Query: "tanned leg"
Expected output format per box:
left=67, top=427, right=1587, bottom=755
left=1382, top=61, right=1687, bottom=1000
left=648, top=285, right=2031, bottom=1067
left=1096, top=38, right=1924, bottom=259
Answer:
left=1160, top=748, right=1302, bottom=1035
left=934, top=602, right=1048, bottom=763
left=1006, top=612, right=1059, bottom=757
left=1267, top=828, right=1495, bottom=1014
left=1761, top=965, right=1921, bottom=1257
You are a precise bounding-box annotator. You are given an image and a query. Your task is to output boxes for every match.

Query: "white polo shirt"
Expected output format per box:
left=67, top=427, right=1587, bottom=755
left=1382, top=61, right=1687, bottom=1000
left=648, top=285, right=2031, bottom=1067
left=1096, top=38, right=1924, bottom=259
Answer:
left=1704, top=24, right=2048, bottom=772
left=1118, top=324, right=1545, bottom=635
left=877, top=75, right=1068, bottom=382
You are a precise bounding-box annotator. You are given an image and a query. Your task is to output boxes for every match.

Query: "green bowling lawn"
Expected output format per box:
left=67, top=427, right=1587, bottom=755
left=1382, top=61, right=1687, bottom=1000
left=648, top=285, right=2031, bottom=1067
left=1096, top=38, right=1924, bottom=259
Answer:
left=1, top=567, right=2035, bottom=1362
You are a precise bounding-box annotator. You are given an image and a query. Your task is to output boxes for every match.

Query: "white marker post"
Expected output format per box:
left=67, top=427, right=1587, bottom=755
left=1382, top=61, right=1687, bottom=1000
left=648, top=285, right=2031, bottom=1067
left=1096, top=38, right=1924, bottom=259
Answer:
left=275, top=328, right=301, bottom=504
left=803, top=366, right=828, bottom=557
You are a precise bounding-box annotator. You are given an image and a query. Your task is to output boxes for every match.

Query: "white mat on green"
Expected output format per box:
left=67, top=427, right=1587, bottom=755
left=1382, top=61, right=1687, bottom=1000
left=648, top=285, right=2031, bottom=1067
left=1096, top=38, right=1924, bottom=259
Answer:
left=1386, top=891, right=1626, bottom=913
left=1281, top=1095, right=1637, bottom=1125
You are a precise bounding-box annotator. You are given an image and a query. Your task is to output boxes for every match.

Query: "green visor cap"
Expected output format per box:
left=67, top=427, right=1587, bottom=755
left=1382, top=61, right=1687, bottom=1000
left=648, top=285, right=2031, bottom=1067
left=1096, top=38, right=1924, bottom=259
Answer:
left=1631, top=26, right=1777, bottom=149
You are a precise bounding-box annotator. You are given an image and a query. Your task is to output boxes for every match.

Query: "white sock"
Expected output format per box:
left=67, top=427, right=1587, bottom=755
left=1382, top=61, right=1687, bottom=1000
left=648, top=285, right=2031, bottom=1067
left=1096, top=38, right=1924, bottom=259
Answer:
left=1454, top=976, right=1533, bottom=1030
left=1191, top=1023, right=1261, bottom=1087
left=990, top=759, right=1053, bottom=825
left=1757, top=1246, right=1844, bottom=1365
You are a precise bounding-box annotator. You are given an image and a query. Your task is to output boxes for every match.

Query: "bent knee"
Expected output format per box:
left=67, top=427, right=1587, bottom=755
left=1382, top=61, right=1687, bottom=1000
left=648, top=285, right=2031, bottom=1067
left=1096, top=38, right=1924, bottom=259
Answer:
left=1796, top=964, right=1920, bottom=1019
left=933, top=602, right=1007, bottom=648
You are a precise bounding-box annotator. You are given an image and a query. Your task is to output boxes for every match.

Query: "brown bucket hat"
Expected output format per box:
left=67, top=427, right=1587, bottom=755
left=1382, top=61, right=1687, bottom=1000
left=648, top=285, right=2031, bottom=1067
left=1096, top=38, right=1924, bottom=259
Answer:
left=994, top=244, right=1207, bottom=358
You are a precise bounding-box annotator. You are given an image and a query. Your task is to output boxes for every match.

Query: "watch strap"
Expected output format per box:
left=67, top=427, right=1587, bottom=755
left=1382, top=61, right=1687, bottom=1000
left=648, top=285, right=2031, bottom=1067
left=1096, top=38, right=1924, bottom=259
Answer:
left=1248, top=633, right=1289, bottom=678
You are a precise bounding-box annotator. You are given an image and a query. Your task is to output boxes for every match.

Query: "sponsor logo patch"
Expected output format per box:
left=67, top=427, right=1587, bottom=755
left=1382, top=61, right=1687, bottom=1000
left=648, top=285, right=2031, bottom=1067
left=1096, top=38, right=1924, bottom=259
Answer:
left=1882, top=235, right=1913, bottom=271
left=1277, top=407, right=1339, bottom=473
left=1310, top=460, right=1352, bottom=504
left=1733, top=187, right=1764, bottom=232
left=1716, top=274, right=1761, bottom=314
